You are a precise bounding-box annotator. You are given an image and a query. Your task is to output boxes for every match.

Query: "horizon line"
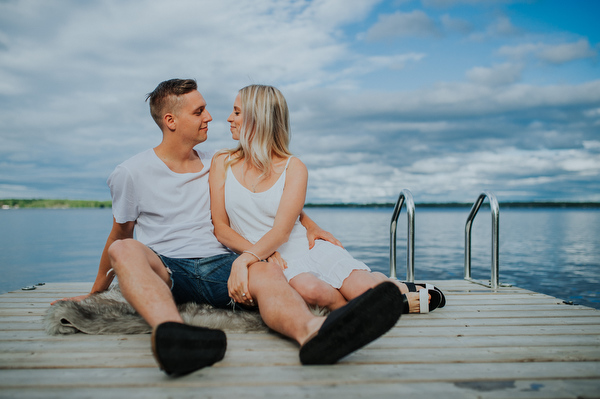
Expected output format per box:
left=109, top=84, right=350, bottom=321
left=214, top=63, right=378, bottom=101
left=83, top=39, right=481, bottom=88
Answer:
left=1, top=198, right=599, bottom=209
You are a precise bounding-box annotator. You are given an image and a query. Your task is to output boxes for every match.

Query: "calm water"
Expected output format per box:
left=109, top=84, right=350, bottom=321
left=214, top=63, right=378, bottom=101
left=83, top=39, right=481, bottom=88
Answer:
left=1, top=207, right=599, bottom=309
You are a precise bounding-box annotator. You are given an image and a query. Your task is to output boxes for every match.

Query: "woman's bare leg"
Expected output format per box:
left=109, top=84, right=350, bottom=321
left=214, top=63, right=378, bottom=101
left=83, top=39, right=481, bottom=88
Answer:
left=290, top=273, right=348, bottom=310
left=339, top=270, right=429, bottom=313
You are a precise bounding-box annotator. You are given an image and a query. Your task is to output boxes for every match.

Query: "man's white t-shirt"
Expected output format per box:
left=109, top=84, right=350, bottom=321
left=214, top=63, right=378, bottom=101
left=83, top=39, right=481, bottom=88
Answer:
left=107, top=148, right=230, bottom=259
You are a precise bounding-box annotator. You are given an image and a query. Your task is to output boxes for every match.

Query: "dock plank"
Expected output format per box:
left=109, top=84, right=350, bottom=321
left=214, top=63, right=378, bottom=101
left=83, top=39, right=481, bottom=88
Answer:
left=1, top=280, right=599, bottom=398
left=1, top=380, right=599, bottom=399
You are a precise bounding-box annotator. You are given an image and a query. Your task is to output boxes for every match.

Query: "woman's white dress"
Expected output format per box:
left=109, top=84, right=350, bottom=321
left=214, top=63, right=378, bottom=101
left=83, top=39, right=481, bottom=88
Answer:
left=224, top=158, right=370, bottom=288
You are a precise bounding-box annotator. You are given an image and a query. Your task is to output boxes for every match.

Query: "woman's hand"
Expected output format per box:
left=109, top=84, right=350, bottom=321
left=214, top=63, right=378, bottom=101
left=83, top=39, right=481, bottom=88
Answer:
left=267, top=251, right=287, bottom=270
left=228, top=254, right=256, bottom=306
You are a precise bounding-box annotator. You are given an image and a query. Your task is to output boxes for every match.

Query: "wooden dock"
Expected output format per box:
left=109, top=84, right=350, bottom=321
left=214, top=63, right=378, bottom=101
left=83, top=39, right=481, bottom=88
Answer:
left=1, top=281, right=599, bottom=398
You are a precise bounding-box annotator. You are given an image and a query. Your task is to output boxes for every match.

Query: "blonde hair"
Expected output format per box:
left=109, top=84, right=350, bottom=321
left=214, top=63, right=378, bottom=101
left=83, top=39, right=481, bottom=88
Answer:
left=225, top=85, right=292, bottom=176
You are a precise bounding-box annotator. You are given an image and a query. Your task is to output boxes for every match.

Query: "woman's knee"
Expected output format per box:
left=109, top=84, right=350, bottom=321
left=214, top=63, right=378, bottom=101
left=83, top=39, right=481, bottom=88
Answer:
left=290, top=275, right=339, bottom=307
left=371, top=271, right=388, bottom=281
left=345, top=270, right=379, bottom=287
left=291, top=278, right=321, bottom=304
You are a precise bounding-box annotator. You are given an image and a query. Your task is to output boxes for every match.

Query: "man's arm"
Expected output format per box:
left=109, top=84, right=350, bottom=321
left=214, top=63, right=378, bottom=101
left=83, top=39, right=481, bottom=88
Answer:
left=91, top=218, right=135, bottom=293
left=51, top=218, right=135, bottom=304
left=299, top=211, right=343, bottom=249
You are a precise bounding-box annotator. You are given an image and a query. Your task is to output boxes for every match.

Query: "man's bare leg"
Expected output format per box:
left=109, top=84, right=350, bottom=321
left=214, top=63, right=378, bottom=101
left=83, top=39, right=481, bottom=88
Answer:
left=247, top=261, right=325, bottom=345
left=108, top=238, right=226, bottom=376
left=108, top=238, right=183, bottom=327
left=247, top=261, right=403, bottom=364
left=299, top=280, right=404, bottom=364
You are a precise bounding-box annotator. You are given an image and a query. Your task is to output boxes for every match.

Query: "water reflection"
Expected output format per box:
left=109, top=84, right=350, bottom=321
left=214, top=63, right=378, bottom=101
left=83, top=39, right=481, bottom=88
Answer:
left=1, top=207, right=598, bottom=309
left=307, top=207, right=600, bottom=309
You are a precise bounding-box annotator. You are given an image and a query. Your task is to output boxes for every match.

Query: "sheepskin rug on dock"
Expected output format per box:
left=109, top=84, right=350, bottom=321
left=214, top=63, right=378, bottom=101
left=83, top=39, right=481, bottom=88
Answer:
left=44, top=285, right=273, bottom=335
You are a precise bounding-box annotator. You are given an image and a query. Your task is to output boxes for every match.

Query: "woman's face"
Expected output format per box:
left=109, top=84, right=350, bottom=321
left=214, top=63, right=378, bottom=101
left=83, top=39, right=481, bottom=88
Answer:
left=227, top=94, right=243, bottom=141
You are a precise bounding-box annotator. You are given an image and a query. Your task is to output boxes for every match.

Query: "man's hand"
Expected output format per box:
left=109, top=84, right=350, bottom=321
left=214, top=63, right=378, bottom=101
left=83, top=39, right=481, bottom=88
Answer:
left=300, top=211, right=344, bottom=249
left=50, top=293, right=92, bottom=306
left=307, top=228, right=343, bottom=249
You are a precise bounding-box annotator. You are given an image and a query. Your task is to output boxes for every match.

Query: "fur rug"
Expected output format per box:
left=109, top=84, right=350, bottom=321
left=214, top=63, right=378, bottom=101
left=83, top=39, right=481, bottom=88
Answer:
left=44, top=285, right=269, bottom=335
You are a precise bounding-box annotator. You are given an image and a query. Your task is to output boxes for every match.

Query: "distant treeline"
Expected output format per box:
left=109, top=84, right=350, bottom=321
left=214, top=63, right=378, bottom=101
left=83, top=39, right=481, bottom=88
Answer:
left=304, top=202, right=600, bottom=209
left=1, top=199, right=598, bottom=209
left=0, top=199, right=112, bottom=209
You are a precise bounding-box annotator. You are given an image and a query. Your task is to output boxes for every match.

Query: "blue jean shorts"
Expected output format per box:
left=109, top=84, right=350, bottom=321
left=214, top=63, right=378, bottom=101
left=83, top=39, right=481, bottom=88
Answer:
left=156, top=252, right=237, bottom=308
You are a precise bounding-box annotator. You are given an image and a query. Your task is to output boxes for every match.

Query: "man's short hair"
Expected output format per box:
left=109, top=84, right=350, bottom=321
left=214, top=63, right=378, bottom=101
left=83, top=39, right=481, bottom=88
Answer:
left=146, top=79, right=197, bottom=128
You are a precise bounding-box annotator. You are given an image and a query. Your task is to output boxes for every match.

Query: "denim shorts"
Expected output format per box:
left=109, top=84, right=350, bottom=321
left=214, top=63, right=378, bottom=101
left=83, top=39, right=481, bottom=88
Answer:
left=157, top=252, right=237, bottom=308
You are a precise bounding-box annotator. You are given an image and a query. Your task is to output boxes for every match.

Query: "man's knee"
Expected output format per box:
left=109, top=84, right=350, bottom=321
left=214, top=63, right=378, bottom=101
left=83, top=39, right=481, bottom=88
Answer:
left=107, top=238, right=134, bottom=263
left=107, top=238, right=152, bottom=274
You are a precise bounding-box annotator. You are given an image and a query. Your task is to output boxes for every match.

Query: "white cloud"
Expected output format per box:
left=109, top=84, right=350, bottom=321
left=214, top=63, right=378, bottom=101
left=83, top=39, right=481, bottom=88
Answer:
left=440, top=14, right=473, bottom=34
left=397, top=148, right=600, bottom=202
left=0, top=0, right=598, bottom=203
left=366, top=10, right=440, bottom=40
left=306, top=147, right=600, bottom=203
left=297, top=0, right=381, bottom=28
left=583, top=140, right=600, bottom=150
left=583, top=108, right=600, bottom=118
left=537, top=39, right=597, bottom=64
left=469, top=15, right=520, bottom=41
left=466, top=63, right=522, bottom=86
left=497, top=43, right=542, bottom=59
left=423, top=0, right=516, bottom=7
left=288, top=75, right=600, bottom=202
left=498, top=39, right=597, bottom=64
left=338, top=53, right=426, bottom=78
left=327, top=80, right=600, bottom=120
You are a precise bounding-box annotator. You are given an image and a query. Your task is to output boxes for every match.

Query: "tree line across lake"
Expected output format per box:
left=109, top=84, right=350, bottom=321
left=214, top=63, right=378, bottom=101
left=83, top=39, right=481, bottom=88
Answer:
left=1, top=199, right=598, bottom=209
left=1, top=199, right=112, bottom=209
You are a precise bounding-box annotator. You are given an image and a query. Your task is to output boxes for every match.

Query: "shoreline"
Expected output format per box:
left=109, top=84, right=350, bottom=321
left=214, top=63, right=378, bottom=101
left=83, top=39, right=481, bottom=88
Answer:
left=1, top=198, right=599, bottom=209
left=305, top=201, right=600, bottom=209
left=0, top=199, right=111, bottom=209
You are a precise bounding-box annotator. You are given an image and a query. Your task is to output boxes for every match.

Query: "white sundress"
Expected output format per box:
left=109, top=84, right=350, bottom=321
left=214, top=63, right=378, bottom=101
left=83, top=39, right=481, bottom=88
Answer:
left=223, top=157, right=370, bottom=288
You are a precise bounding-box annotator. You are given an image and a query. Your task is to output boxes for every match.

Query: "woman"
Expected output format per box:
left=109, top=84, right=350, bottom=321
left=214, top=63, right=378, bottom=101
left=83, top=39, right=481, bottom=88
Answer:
left=209, top=85, right=444, bottom=313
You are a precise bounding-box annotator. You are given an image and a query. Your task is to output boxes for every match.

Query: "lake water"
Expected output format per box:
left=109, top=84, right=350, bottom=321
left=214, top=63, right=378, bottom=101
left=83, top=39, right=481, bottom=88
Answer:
left=1, top=207, right=599, bottom=309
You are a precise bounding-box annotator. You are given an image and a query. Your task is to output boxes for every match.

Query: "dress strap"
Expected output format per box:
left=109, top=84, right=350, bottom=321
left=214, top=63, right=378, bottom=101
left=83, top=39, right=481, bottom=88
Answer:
left=284, top=156, right=294, bottom=169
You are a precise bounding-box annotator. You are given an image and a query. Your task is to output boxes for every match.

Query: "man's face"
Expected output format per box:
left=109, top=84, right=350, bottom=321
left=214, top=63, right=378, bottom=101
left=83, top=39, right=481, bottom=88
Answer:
left=175, top=90, right=212, bottom=143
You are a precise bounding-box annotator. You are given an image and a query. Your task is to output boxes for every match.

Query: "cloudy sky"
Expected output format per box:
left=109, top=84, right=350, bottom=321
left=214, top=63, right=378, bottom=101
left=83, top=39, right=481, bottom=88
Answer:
left=1, top=0, right=599, bottom=204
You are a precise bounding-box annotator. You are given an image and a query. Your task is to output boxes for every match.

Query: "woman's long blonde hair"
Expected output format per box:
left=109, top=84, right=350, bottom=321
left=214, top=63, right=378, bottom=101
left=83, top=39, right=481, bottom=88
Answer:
left=224, top=85, right=292, bottom=177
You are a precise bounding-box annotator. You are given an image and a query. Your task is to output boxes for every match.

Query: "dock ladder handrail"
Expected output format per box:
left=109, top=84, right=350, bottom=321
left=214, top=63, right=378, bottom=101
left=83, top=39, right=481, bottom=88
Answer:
left=464, top=191, right=500, bottom=289
left=389, top=189, right=415, bottom=282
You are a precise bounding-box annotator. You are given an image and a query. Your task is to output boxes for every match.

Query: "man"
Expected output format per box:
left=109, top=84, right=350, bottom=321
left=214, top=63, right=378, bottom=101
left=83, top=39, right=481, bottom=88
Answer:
left=55, top=79, right=403, bottom=376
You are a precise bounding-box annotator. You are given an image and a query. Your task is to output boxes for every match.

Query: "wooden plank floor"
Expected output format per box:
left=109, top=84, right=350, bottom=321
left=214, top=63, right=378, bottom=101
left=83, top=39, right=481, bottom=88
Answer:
left=1, top=281, right=599, bottom=398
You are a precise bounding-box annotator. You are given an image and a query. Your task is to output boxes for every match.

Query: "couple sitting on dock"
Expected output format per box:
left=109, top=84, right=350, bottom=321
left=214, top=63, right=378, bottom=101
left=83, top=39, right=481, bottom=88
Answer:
left=54, top=79, right=445, bottom=376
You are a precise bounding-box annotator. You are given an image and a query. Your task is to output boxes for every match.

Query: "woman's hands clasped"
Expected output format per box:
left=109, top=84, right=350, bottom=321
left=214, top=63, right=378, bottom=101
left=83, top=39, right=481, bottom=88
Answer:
left=228, top=250, right=288, bottom=306
left=228, top=256, right=253, bottom=305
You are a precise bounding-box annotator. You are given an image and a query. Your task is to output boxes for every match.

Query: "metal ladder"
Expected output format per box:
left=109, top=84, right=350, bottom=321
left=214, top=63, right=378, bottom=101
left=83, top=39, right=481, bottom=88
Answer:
left=389, top=189, right=502, bottom=288
left=389, top=189, right=415, bottom=282
left=464, top=191, right=504, bottom=289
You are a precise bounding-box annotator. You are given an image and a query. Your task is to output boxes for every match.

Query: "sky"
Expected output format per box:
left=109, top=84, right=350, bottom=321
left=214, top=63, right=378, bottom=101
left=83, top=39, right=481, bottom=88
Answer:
left=1, top=0, right=599, bottom=204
